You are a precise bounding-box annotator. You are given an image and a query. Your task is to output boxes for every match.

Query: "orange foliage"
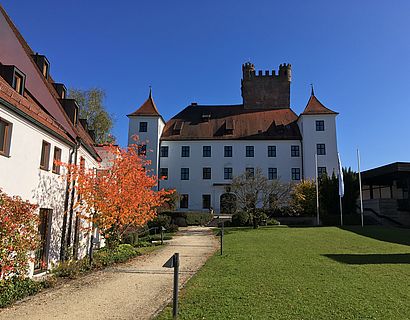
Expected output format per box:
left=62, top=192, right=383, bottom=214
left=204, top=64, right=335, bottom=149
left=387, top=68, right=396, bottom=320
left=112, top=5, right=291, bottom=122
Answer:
left=61, top=144, right=174, bottom=242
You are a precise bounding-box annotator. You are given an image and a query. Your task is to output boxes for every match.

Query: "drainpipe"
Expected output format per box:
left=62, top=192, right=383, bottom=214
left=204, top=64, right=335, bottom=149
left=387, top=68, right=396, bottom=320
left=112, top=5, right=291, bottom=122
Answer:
left=66, top=138, right=81, bottom=259
left=60, top=147, right=74, bottom=261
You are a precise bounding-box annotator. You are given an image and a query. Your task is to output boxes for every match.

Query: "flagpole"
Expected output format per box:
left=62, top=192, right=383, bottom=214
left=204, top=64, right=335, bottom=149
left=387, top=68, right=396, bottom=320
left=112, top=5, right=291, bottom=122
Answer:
left=339, top=195, right=343, bottom=226
left=357, top=149, right=364, bottom=227
left=337, top=153, right=344, bottom=227
left=315, top=153, right=320, bottom=226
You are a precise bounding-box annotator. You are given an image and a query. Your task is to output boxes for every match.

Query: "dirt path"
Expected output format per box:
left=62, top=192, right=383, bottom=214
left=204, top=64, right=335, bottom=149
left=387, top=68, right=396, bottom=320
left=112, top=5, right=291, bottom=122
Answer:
left=0, top=227, right=218, bottom=320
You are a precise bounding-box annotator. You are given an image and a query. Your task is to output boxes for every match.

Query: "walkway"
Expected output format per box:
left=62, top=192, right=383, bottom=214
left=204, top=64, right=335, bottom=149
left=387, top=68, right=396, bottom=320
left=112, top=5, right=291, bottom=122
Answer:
left=0, top=227, right=218, bottom=320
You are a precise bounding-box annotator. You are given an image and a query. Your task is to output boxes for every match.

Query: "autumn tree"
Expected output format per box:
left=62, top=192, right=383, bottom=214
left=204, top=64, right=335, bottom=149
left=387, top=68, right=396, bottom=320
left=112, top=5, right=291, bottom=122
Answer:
left=69, top=88, right=115, bottom=144
left=62, top=144, right=173, bottom=246
left=0, top=189, right=39, bottom=278
left=290, top=179, right=317, bottom=216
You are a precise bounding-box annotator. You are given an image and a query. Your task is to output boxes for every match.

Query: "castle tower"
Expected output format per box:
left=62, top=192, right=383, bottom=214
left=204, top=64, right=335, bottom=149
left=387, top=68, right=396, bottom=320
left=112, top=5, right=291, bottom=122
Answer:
left=127, top=88, right=165, bottom=179
left=298, top=89, right=339, bottom=179
left=241, top=62, right=291, bottom=109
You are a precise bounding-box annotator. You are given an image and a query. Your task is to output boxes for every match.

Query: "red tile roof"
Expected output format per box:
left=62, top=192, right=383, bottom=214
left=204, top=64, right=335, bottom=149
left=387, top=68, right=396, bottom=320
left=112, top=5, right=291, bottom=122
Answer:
left=301, top=94, right=338, bottom=115
left=127, top=91, right=161, bottom=117
left=161, top=104, right=301, bottom=140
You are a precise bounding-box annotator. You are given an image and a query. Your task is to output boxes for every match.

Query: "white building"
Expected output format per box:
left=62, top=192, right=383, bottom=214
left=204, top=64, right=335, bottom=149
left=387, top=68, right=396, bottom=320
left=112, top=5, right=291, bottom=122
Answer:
left=0, top=6, right=102, bottom=276
left=128, top=63, right=339, bottom=213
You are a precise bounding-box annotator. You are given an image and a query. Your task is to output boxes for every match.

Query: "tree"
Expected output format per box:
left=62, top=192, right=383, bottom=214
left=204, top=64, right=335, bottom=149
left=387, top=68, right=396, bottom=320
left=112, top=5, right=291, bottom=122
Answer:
left=61, top=144, right=174, bottom=246
left=230, top=168, right=292, bottom=228
left=0, top=189, right=39, bottom=278
left=69, top=88, right=115, bottom=144
left=290, top=179, right=317, bottom=216
left=319, top=168, right=359, bottom=216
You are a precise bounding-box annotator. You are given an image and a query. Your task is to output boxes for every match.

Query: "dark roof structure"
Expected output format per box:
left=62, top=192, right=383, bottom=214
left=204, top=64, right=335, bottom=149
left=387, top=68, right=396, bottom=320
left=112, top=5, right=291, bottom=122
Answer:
left=362, top=162, right=410, bottom=184
left=161, top=104, right=301, bottom=141
left=301, top=94, right=338, bottom=115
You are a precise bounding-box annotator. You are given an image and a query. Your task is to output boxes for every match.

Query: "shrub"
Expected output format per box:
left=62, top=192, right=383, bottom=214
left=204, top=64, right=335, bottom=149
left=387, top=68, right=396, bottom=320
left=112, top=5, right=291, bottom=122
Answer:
left=92, top=244, right=139, bottom=268
left=0, top=189, right=39, bottom=278
left=52, top=259, right=90, bottom=279
left=290, top=180, right=316, bottom=216
left=267, top=218, right=280, bottom=226
left=0, top=277, right=43, bottom=308
left=185, top=212, right=213, bottom=226
left=231, top=211, right=250, bottom=226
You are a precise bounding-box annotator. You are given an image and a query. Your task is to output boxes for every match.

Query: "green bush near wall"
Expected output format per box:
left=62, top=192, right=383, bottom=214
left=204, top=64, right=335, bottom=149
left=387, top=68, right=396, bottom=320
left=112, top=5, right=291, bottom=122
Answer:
left=0, top=277, right=43, bottom=308
left=160, top=211, right=213, bottom=227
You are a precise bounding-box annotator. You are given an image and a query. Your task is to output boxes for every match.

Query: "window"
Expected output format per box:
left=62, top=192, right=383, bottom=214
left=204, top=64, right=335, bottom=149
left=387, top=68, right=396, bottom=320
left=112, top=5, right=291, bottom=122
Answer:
left=160, top=146, right=168, bottom=157
left=181, top=146, right=190, bottom=157
left=181, top=168, right=189, bottom=180
left=246, top=146, right=254, bottom=157
left=13, top=72, right=24, bottom=95
left=180, top=194, right=189, bottom=209
left=202, top=195, right=211, bottom=209
left=268, top=146, right=276, bottom=157
left=246, top=167, right=254, bottom=178
left=224, top=146, right=232, bottom=157
left=318, top=167, right=327, bottom=177
left=224, top=167, right=233, bottom=180
left=52, top=147, right=62, bottom=174
left=203, top=146, right=211, bottom=157
left=40, top=140, right=51, bottom=170
left=317, top=144, right=326, bottom=155
left=291, top=145, right=300, bottom=157
left=203, top=167, right=211, bottom=180
left=160, top=168, right=168, bottom=180
left=268, top=168, right=277, bottom=180
left=316, top=120, right=325, bottom=131
left=291, top=168, right=301, bottom=180
left=139, top=122, right=148, bottom=132
left=138, top=144, right=146, bottom=156
left=0, top=118, right=12, bottom=157
left=42, top=61, right=49, bottom=78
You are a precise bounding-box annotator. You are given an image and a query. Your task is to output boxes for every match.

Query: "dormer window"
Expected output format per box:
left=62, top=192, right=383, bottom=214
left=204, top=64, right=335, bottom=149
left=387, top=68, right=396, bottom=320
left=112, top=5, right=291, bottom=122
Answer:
left=173, top=121, right=183, bottom=135
left=13, top=70, right=24, bottom=95
left=53, top=83, right=67, bottom=99
left=32, top=54, right=50, bottom=79
left=0, top=65, right=26, bottom=95
left=224, top=119, right=234, bottom=135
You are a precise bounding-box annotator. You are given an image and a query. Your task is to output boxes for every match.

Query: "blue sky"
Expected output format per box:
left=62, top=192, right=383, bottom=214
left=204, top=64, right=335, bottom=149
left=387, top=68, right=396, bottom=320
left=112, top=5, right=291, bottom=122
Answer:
left=3, top=0, right=410, bottom=170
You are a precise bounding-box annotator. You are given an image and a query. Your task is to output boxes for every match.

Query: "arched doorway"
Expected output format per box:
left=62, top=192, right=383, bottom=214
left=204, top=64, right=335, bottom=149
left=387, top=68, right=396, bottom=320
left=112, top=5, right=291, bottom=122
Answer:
left=220, top=193, right=237, bottom=214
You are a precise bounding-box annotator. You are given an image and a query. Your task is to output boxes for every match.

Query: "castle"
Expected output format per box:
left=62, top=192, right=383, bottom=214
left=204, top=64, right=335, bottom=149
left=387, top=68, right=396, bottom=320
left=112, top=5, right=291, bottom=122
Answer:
left=127, top=63, right=339, bottom=213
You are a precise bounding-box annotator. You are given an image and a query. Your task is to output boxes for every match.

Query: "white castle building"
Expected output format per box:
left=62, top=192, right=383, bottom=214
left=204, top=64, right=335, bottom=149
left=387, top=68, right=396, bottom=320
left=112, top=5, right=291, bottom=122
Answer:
left=128, top=63, right=339, bottom=213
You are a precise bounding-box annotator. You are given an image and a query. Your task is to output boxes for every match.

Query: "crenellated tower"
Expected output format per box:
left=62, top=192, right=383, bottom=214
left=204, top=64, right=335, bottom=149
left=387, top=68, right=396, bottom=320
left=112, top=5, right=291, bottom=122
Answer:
left=241, top=62, right=291, bottom=109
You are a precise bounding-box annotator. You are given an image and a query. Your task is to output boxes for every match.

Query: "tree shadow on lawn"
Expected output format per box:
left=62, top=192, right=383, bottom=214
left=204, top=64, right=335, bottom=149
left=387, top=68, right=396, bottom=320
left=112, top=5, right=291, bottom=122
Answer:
left=341, top=226, right=410, bottom=247
left=323, top=253, right=410, bottom=265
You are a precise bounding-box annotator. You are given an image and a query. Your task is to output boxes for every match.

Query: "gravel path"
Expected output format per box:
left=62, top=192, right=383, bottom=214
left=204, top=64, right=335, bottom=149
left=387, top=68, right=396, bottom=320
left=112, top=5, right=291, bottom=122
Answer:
left=0, top=227, right=218, bottom=320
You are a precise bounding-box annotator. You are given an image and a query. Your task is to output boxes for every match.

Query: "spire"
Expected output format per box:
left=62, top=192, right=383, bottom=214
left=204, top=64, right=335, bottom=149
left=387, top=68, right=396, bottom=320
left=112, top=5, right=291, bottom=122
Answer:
left=149, top=85, right=152, bottom=99
left=310, top=84, right=315, bottom=96
left=126, top=87, right=161, bottom=117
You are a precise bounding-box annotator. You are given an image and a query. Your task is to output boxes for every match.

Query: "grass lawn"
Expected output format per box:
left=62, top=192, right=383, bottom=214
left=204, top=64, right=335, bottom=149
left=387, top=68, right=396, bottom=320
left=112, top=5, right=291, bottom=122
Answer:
left=156, top=226, right=410, bottom=320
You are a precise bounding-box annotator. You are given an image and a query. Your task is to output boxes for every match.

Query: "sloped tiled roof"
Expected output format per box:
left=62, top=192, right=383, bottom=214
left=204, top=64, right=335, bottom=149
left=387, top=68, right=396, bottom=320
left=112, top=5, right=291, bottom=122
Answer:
left=0, top=5, right=100, bottom=161
left=301, top=94, right=338, bottom=115
left=127, top=91, right=161, bottom=117
left=161, top=104, right=301, bottom=140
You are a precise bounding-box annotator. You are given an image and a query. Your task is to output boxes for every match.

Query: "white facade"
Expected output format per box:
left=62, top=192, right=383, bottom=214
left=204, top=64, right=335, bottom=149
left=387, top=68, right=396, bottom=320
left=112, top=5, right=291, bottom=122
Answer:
left=127, top=115, right=165, bottom=177
left=298, top=114, right=339, bottom=179
left=128, top=112, right=339, bottom=213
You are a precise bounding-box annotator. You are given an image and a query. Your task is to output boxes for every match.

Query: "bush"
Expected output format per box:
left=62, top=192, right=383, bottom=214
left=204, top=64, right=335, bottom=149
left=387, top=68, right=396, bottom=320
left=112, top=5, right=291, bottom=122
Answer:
left=0, top=189, right=39, bottom=278
left=267, top=218, right=280, bottom=226
left=231, top=211, right=250, bottom=226
left=52, top=259, right=90, bottom=279
left=185, top=212, right=213, bottom=226
left=0, top=277, right=43, bottom=308
left=92, top=244, right=139, bottom=268
left=290, top=180, right=317, bottom=216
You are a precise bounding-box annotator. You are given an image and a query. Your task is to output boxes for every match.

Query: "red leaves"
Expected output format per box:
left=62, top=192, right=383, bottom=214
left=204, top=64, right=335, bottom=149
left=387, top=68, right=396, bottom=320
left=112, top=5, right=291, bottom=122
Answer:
left=62, top=143, right=174, bottom=241
left=0, top=189, right=39, bottom=278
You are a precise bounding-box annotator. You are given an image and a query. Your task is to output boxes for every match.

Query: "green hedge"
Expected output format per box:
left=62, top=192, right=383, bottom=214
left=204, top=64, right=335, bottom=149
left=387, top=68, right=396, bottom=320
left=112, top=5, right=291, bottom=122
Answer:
left=161, top=211, right=213, bottom=226
left=0, top=277, right=43, bottom=308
